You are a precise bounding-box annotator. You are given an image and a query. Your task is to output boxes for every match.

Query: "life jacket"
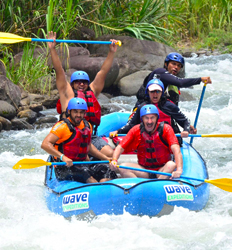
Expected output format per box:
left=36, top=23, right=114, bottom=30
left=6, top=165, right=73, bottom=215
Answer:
left=139, top=70, right=181, bottom=106
left=55, top=118, right=91, bottom=161
left=56, top=90, right=101, bottom=126
left=137, top=102, right=172, bottom=126
left=56, top=99, right=62, bottom=114
left=137, top=122, right=172, bottom=170
left=154, top=103, right=171, bottom=126
left=75, top=90, right=101, bottom=126
left=165, top=85, right=180, bottom=106
left=113, top=102, right=172, bottom=150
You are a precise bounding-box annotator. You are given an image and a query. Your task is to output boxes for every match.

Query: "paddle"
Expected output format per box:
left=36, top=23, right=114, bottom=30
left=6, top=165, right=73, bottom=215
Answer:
left=116, top=133, right=232, bottom=138
left=190, top=83, right=207, bottom=145
left=0, top=32, right=122, bottom=46
left=13, top=159, right=109, bottom=170
left=117, top=165, right=232, bottom=192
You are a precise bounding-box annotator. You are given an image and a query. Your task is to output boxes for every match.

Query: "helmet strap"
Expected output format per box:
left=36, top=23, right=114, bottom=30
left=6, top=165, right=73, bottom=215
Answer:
left=164, top=62, right=169, bottom=70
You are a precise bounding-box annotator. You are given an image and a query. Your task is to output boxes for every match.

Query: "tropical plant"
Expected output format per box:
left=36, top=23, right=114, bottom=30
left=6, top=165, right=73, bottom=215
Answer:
left=46, top=0, right=82, bottom=38
left=2, top=42, right=51, bottom=94
left=79, top=0, right=173, bottom=43
left=1, top=0, right=232, bottom=93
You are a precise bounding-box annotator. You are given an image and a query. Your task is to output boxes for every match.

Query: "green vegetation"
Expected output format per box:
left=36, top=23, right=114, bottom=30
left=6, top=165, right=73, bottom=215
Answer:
left=2, top=43, right=52, bottom=94
left=0, top=0, right=232, bottom=92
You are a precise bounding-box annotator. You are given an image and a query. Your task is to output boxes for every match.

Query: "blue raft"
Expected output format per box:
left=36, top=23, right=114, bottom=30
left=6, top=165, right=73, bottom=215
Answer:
left=44, top=112, right=210, bottom=218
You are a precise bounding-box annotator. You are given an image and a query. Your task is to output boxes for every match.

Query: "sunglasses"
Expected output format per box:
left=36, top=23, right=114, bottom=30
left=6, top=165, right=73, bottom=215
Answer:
left=150, top=90, right=162, bottom=94
left=73, top=80, right=89, bottom=85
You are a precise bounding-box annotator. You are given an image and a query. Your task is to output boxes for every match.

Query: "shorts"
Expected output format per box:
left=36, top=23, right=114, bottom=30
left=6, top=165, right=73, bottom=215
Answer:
left=55, top=164, right=117, bottom=183
left=149, top=173, right=157, bottom=179
left=55, top=165, right=92, bottom=183
left=89, top=164, right=118, bottom=181
left=91, top=135, right=108, bottom=151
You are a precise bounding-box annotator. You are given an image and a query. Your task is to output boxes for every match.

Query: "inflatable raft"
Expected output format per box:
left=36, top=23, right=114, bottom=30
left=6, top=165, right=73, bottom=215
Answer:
left=44, top=112, right=210, bottom=219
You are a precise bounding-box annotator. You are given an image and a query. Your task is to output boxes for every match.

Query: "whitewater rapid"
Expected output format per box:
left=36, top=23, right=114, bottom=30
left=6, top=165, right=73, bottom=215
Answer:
left=1, top=54, right=232, bottom=249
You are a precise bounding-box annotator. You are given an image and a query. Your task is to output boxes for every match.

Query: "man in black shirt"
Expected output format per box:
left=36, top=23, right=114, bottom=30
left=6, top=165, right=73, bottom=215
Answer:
left=136, top=52, right=212, bottom=106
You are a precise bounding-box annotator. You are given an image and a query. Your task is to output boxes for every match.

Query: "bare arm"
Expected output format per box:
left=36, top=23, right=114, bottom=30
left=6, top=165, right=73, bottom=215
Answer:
left=41, top=133, right=73, bottom=167
left=41, top=133, right=62, bottom=158
left=88, top=143, right=111, bottom=161
left=109, top=144, right=124, bottom=171
left=90, top=39, right=118, bottom=98
left=47, top=31, right=74, bottom=111
left=201, top=77, right=212, bottom=84
left=171, top=144, right=183, bottom=178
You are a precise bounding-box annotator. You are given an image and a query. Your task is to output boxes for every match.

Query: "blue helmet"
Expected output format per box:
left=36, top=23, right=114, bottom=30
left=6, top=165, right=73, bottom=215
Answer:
left=145, top=78, right=164, bottom=96
left=140, top=104, right=159, bottom=119
left=67, top=98, right=88, bottom=111
left=165, top=52, right=184, bottom=67
left=70, top=71, right=90, bottom=84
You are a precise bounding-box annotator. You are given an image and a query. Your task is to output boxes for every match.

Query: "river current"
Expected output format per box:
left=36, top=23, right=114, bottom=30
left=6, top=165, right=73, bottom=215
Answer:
left=1, top=54, right=232, bottom=249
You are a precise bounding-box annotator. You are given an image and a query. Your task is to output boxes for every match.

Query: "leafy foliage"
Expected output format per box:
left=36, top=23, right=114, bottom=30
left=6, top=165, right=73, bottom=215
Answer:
left=1, top=0, right=232, bottom=92
left=2, top=43, right=51, bottom=93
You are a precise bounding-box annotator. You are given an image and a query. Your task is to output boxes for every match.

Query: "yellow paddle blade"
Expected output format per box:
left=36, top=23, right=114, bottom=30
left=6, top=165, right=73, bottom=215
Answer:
left=0, top=32, right=31, bottom=44
left=116, top=40, right=122, bottom=46
left=13, top=159, right=51, bottom=169
left=202, top=134, right=232, bottom=138
left=205, top=178, right=232, bottom=192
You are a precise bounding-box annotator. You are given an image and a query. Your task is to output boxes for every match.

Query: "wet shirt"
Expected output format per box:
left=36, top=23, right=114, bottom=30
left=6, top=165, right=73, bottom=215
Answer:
left=120, top=123, right=179, bottom=152
left=136, top=68, right=201, bottom=103
left=51, top=118, right=92, bottom=144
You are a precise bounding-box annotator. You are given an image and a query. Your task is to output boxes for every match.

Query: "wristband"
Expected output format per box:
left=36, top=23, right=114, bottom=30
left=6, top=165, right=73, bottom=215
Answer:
left=112, top=159, right=118, bottom=162
left=60, top=154, right=64, bottom=161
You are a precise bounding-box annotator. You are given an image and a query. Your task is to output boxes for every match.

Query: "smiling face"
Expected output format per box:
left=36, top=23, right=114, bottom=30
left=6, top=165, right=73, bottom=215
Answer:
left=142, top=113, right=158, bottom=133
left=71, top=80, right=89, bottom=92
left=166, top=61, right=182, bottom=75
left=69, top=109, right=86, bottom=126
left=148, top=89, right=162, bottom=104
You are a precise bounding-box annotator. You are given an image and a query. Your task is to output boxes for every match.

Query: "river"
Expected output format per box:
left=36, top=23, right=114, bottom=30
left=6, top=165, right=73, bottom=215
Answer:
left=1, top=54, right=232, bottom=249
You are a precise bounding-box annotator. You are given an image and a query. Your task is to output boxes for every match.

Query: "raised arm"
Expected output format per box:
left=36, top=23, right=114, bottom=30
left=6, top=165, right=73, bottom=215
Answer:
left=47, top=31, right=74, bottom=111
left=90, top=39, right=118, bottom=98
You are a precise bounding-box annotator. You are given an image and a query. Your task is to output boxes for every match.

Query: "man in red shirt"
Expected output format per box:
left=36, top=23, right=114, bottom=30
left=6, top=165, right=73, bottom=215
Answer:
left=109, top=104, right=183, bottom=179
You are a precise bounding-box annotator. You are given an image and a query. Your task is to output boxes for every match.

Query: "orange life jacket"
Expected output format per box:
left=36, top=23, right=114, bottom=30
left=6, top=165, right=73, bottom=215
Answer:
left=55, top=118, right=91, bottom=161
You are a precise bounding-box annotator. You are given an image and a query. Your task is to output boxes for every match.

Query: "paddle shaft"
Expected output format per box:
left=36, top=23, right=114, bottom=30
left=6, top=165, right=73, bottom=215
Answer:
left=0, top=35, right=121, bottom=45
left=118, top=165, right=232, bottom=192
left=117, top=133, right=232, bottom=138
left=13, top=159, right=232, bottom=192
left=190, top=83, right=207, bottom=145
left=12, top=158, right=110, bottom=169
left=175, top=134, right=232, bottom=138
left=51, top=160, right=109, bottom=166
left=36, top=38, right=116, bottom=44
left=118, top=165, right=204, bottom=182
